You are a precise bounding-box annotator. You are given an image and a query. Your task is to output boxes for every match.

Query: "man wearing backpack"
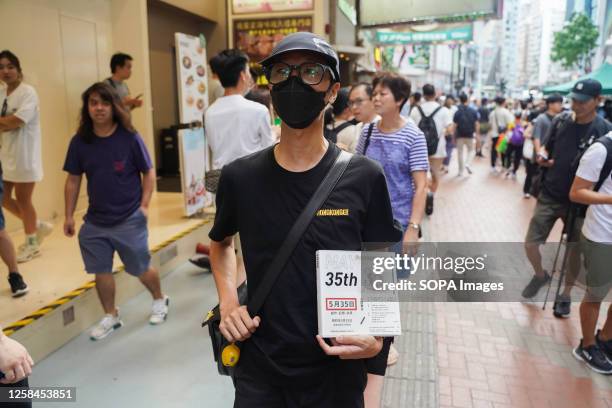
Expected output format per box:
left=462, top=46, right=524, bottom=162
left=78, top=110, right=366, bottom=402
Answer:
left=569, top=131, right=612, bottom=374
left=410, top=84, right=452, bottom=215
left=522, top=79, right=612, bottom=319
left=453, top=93, right=480, bottom=176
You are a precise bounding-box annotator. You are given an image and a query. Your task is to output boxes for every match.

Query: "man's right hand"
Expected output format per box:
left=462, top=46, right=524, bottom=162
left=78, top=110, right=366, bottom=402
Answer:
left=64, top=217, right=75, bottom=237
left=219, top=302, right=260, bottom=342
left=0, top=335, right=34, bottom=384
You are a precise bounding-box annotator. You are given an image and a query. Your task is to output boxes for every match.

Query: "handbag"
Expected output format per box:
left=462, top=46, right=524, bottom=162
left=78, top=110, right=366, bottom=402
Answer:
left=204, top=169, right=222, bottom=194
left=202, top=149, right=353, bottom=377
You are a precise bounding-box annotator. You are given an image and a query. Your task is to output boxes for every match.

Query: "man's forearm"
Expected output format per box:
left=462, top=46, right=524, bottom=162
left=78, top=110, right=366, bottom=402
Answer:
left=0, top=116, right=23, bottom=131
left=64, top=178, right=81, bottom=218
left=210, top=239, right=239, bottom=306
left=141, top=169, right=155, bottom=208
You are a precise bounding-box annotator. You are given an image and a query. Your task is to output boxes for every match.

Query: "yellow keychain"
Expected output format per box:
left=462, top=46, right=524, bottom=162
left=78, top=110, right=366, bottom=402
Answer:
left=221, top=343, right=240, bottom=367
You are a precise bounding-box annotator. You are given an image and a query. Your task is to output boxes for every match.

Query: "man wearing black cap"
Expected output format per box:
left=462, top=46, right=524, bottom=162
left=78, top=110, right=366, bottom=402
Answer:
left=208, top=32, right=402, bottom=407
left=523, top=79, right=612, bottom=318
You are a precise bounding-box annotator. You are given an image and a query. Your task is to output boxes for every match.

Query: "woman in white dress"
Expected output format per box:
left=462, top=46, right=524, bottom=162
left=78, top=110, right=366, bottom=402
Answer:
left=0, top=50, right=51, bottom=263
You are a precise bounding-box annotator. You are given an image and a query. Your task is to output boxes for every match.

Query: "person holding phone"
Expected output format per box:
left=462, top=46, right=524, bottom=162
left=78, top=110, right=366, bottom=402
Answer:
left=104, top=53, right=143, bottom=111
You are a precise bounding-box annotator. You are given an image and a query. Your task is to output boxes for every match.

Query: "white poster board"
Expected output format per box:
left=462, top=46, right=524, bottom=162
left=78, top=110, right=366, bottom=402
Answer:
left=178, top=128, right=211, bottom=216
left=174, top=32, right=212, bottom=215
left=175, top=32, right=209, bottom=122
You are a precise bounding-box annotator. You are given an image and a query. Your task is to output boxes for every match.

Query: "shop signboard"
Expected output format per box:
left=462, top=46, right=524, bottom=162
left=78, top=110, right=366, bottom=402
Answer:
left=233, top=16, right=313, bottom=62
left=375, top=25, right=473, bottom=45
left=174, top=33, right=209, bottom=123
left=174, top=32, right=212, bottom=215
left=232, top=0, right=313, bottom=14
left=178, top=127, right=210, bottom=216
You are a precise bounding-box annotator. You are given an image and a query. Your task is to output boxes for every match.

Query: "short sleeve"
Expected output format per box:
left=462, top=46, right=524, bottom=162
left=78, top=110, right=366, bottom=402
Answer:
left=453, top=110, right=460, bottom=124
left=14, top=87, right=39, bottom=124
left=63, top=137, right=83, bottom=175
left=209, top=167, right=239, bottom=241
left=532, top=116, right=544, bottom=141
left=409, top=130, right=429, bottom=172
left=259, top=109, right=276, bottom=148
left=355, top=124, right=370, bottom=155
left=576, top=142, right=607, bottom=183
left=362, top=170, right=403, bottom=243
left=132, top=134, right=153, bottom=172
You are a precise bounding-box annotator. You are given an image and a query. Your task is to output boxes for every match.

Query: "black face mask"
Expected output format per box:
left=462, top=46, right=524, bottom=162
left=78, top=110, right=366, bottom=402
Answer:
left=271, top=76, right=329, bottom=129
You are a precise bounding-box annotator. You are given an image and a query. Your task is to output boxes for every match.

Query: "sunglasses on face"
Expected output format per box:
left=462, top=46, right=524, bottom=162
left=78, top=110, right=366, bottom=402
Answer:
left=264, top=62, right=333, bottom=86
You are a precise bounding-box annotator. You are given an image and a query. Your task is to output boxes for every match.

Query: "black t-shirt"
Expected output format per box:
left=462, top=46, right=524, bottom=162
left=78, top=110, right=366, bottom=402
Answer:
left=209, top=142, right=402, bottom=386
left=543, top=115, right=612, bottom=202
left=478, top=106, right=490, bottom=123
left=454, top=105, right=479, bottom=137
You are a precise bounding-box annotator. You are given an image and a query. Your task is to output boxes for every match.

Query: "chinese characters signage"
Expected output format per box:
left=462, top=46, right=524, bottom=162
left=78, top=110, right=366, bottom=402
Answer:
left=232, top=0, right=313, bottom=14
left=233, top=16, right=313, bottom=61
left=375, top=25, right=472, bottom=45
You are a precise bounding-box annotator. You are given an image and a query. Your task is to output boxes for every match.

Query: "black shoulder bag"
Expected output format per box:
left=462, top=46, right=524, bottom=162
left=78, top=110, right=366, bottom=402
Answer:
left=202, top=149, right=353, bottom=377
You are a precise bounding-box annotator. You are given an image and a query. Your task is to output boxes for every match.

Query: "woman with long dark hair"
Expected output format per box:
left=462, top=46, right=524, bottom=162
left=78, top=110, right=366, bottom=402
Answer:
left=63, top=82, right=169, bottom=341
left=0, top=50, right=52, bottom=263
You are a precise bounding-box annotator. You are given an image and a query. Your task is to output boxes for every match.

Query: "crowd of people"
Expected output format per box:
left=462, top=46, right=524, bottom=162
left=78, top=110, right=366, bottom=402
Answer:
left=1, top=29, right=612, bottom=408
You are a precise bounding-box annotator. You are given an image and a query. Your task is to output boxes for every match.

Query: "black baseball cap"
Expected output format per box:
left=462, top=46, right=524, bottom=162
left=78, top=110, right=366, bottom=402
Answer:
left=569, top=79, right=602, bottom=102
left=545, top=93, right=563, bottom=104
left=259, top=32, right=340, bottom=83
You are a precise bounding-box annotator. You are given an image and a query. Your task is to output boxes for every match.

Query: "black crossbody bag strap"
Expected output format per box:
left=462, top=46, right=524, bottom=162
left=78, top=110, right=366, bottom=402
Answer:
left=363, top=122, right=375, bottom=154
left=247, top=149, right=353, bottom=317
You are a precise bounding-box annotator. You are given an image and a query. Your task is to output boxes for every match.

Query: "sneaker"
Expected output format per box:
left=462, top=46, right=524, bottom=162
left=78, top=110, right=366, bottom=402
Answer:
left=596, top=330, right=612, bottom=362
left=511, top=172, right=517, bottom=180
left=189, top=256, right=211, bottom=270
left=8, top=272, right=28, bottom=297
left=36, top=221, right=54, bottom=245
left=524, top=193, right=531, bottom=199
left=573, top=340, right=612, bottom=374
left=491, top=167, right=499, bottom=175
left=425, top=192, right=434, bottom=216
left=521, top=272, right=551, bottom=299
left=553, top=294, right=571, bottom=318
left=466, top=165, right=473, bottom=175
left=16, top=244, right=40, bottom=263
left=149, top=295, right=170, bottom=325
left=90, top=312, right=123, bottom=340
left=387, top=344, right=399, bottom=366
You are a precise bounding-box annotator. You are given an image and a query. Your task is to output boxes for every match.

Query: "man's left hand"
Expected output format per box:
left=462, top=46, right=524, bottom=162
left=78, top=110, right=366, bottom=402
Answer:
left=316, top=335, right=383, bottom=359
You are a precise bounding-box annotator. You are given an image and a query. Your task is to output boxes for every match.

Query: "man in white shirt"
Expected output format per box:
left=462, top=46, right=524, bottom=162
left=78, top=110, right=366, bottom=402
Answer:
left=410, top=84, right=453, bottom=215
left=569, top=132, right=612, bottom=374
left=205, top=49, right=275, bottom=170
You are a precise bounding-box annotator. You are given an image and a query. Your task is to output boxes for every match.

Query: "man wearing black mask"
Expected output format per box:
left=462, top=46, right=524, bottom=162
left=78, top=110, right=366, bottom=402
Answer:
left=208, top=32, right=402, bottom=407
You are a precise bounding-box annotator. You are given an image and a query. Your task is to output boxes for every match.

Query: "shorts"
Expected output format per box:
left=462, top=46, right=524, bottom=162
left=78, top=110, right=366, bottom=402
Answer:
left=525, top=194, right=584, bottom=243
left=233, top=363, right=365, bottom=408
left=365, top=337, right=393, bottom=376
left=581, top=233, right=612, bottom=302
left=78, top=209, right=151, bottom=276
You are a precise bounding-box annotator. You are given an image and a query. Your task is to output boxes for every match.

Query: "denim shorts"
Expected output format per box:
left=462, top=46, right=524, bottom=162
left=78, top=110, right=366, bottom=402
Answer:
left=78, top=209, right=150, bottom=276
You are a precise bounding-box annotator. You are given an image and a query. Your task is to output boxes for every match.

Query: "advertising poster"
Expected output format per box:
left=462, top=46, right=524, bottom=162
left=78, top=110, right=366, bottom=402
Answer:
left=178, top=128, right=211, bottom=216
left=174, top=33, right=209, bottom=123
left=233, top=16, right=313, bottom=61
left=232, top=0, right=313, bottom=14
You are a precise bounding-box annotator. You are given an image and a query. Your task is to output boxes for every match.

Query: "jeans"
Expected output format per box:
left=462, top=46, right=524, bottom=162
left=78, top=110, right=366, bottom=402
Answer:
left=505, top=143, right=523, bottom=173
left=491, top=137, right=499, bottom=168
left=443, top=135, right=454, bottom=166
left=523, top=160, right=538, bottom=194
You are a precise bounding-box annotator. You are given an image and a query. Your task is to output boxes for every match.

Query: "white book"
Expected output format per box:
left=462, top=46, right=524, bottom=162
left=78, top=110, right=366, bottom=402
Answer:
left=316, top=250, right=402, bottom=337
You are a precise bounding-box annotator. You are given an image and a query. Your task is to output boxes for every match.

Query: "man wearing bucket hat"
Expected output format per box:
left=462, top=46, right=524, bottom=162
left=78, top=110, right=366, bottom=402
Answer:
left=523, top=79, right=612, bottom=317
left=208, top=32, right=402, bottom=407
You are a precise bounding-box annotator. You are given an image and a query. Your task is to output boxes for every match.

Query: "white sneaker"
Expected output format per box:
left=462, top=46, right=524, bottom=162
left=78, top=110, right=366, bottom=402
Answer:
left=17, top=244, right=40, bottom=263
left=511, top=173, right=517, bottom=180
left=90, top=312, right=123, bottom=340
left=149, top=295, right=169, bottom=325
left=491, top=167, right=499, bottom=174
left=36, top=221, right=54, bottom=245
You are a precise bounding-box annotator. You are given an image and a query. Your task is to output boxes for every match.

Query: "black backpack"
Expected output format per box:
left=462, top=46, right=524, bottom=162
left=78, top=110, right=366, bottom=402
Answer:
left=455, top=106, right=477, bottom=137
left=416, top=105, right=441, bottom=156
left=324, top=120, right=357, bottom=144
